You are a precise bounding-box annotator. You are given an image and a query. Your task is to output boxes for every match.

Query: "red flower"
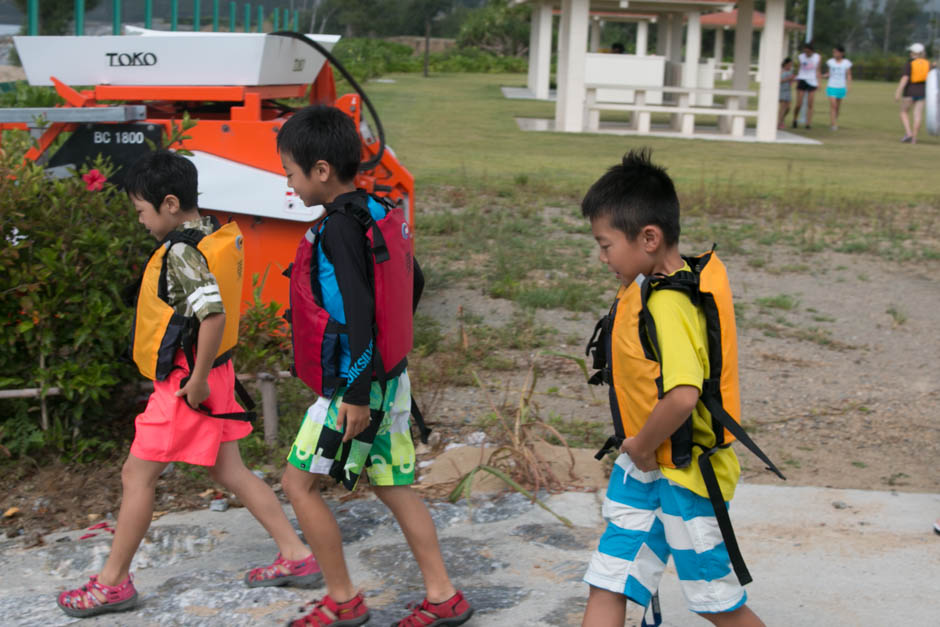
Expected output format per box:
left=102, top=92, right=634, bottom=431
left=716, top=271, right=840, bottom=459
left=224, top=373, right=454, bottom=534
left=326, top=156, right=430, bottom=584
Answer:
left=82, top=169, right=107, bottom=191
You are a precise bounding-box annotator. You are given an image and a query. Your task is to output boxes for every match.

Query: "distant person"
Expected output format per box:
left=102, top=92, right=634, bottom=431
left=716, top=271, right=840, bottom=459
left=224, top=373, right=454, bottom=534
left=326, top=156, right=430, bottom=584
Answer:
left=779, top=57, right=796, bottom=129
left=275, top=106, right=472, bottom=627
left=895, top=42, right=930, bottom=144
left=580, top=149, right=771, bottom=627
left=824, top=45, right=853, bottom=130
left=611, top=42, right=625, bottom=54
left=792, top=42, right=822, bottom=129
left=56, top=151, right=318, bottom=618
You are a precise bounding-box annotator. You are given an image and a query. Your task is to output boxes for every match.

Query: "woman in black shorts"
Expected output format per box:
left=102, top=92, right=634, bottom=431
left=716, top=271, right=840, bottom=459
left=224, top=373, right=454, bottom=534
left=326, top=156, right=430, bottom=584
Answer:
left=895, top=42, right=930, bottom=144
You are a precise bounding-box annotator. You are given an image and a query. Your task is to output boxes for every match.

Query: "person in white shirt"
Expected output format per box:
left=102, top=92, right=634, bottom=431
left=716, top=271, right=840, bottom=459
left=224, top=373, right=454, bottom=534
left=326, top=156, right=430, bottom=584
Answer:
left=823, top=45, right=853, bottom=130
left=792, top=42, right=822, bottom=129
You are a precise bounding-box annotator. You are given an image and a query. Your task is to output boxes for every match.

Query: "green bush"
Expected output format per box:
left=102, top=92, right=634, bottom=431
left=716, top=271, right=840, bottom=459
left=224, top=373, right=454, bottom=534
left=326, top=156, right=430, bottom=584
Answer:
left=332, top=39, right=422, bottom=82
left=0, top=81, right=65, bottom=108
left=850, top=55, right=910, bottom=82
left=0, top=132, right=152, bottom=460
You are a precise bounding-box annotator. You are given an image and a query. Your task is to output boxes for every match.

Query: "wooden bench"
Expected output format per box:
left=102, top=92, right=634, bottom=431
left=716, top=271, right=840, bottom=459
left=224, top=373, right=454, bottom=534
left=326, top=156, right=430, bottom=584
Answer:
left=585, top=83, right=758, bottom=136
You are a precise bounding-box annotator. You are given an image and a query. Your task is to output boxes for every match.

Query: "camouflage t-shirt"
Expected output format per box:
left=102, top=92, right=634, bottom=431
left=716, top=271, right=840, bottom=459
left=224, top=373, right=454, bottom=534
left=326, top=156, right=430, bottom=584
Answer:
left=164, top=216, right=225, bottom=321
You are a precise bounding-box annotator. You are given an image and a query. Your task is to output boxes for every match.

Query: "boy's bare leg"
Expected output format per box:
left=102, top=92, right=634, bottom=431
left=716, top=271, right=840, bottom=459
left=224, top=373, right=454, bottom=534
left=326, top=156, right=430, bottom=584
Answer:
left=282, top=464, right=356, bottom=601
left=373, top=485, right=456, bottom=603
left=581, top=586, right=626, bottom=627
left=98, top=454, right=167, bottom=587
left=209, top=441, right=311, bottom=564
left=701, top=604, right=766, bottom=627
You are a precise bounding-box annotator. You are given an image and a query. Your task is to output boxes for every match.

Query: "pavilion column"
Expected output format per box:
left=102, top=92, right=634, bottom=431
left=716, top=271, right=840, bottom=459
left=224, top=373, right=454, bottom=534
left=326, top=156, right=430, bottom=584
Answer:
left=590, top=16, right=601, bottom=52
left=756, top=0, right=785, bottom=141
left=682, top=11, right=701, bottom=123
left=527, top=1, right=553, bottom=99
left=636, top=20, right=649, bottom=56
left=713, top=26, right=724, bottom=61
left=727, top=0, right=754, bottom=135
left=655, top=14, right=668, bottom=55
left=554, top=0, right=589, bottom=132
left=668, top=13, right=683, bottom=65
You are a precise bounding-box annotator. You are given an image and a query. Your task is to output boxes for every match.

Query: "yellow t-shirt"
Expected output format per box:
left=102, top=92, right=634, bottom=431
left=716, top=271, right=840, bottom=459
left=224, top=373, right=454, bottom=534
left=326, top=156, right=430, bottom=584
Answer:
left=645, top=265, right=740, bottom=501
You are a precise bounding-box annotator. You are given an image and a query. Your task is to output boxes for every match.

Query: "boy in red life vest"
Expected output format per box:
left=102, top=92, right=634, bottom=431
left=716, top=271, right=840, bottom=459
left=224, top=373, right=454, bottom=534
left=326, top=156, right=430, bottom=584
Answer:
left=273, top=105, right=472, bottom=627
left=580, top=150, right=765, bottom=627
left=56, top=150, right=318, bottom=619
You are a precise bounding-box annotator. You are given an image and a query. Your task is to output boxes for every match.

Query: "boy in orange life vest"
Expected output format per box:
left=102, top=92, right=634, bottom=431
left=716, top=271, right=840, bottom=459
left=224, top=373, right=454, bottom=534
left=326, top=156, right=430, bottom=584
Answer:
left=580, top=150, right=764, bottom=627
left=275, top=105, right=472, bottom=627
left=56, top=150, right=318, bottom=619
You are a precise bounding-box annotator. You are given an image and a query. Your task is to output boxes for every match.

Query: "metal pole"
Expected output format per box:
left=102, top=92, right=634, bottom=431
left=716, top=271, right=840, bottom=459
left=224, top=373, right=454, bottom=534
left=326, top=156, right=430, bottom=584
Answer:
left=194, top=0, right=201, bottom=31
left=75, top=0, right=85, bottom=35
left=171, top=0, right=179, bottom=31
left=213, top=0, right=219, bottom=32
left=112, top=0, right=121, bottom=35
left=244, top=3, right=251, bottom=32
left=230, top=1, right=236, bottom=31
left=257, top=6, right=263, bottom=32
left=145, top=0, right=152, bottom=29
left=273, top=8, right=279, bottom=31
left=283, top=8, right=289, bottom=31
left=27, top=0, right=38, bottom=35
left=805, top=0, right=815, bottom=43
left=293, top=9, right=299, bottom=32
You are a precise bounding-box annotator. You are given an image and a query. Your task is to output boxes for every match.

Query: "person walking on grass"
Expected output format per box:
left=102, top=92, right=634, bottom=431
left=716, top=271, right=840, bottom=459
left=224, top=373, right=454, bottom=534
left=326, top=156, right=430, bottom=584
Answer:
left=56, top=150, right=319, bottom=618
left=792, top=42, right=822, bottom=129
left=275, top=105, right=473, bottom=627
left=896, top=42, right=930, bottom=144
left=778, top=57, right=796, bottom=129
left=824, top=45, right=852, bottom=130
left=580, top=150, right=766, bottom=627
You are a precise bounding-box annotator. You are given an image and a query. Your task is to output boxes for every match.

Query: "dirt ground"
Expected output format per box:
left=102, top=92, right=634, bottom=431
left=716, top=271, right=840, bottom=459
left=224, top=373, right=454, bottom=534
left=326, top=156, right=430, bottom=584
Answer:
left=0, top=64, right=25, bottom=82
left=2, top=246, right=938, bottom=541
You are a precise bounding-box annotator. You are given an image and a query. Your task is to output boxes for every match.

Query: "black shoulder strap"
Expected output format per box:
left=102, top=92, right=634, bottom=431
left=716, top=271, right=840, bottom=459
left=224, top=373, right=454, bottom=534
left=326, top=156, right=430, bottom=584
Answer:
left=333, top=197, right=391, bottom=264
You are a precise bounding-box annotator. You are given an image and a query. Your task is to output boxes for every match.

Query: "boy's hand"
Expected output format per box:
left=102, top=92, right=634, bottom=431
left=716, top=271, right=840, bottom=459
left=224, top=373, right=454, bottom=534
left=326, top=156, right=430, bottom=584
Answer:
left=337, top=402, right=370, bottom=442
left=621, top=437, right=658, bottom=471
left=177, top=377, right=210, bottom=409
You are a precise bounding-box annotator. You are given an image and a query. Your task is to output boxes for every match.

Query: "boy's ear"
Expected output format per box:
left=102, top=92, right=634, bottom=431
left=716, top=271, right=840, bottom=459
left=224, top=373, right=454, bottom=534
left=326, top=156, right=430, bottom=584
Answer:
left=312, top=159, right=332, bottom=182
left=160, top=194, right=181, bottom=215
left=640, top=225, right=663, bottom=252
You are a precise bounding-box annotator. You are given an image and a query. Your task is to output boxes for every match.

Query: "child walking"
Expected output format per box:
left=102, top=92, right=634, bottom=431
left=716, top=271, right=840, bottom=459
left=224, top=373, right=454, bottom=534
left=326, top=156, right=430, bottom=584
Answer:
left=824, top=45, right=853, bottom=130
left=778, top=57, right=795, bottom=129
left=56, top=150, right=318, bottom=618
left=580, top=150, right=767, bottom=627
left=276, top=105, right=473, bottom=627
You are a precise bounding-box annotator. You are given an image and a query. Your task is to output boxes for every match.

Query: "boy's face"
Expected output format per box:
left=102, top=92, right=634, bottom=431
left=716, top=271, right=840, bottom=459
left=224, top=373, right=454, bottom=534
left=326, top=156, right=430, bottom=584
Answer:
left=281, top=152, right=326, bottom=207
left=590, top=214, right=653, bottom=286
left=131, top=194, right=178, bottom=241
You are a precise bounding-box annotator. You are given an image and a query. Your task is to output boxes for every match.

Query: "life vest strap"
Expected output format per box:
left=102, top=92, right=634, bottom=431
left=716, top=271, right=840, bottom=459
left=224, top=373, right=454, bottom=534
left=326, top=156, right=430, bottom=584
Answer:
left=594, top=435, right=624, bottom=460
left=700, top=388, right=785, bottom=481
left=698, top=444, right=751, bottom=586
left=410, top=395, right=431, bottom=444
left=640, top=591, right=662, bottom=627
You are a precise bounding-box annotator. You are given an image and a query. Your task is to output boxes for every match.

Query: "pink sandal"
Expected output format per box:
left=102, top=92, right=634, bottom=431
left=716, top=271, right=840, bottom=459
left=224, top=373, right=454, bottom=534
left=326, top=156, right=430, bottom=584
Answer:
left=393, top=591, right=474, bottom=627
left=289, top=592, right=370, bottom=626
left=245, top=552, right=323, bottom=588
left=56, top=574, right=139, bottom=618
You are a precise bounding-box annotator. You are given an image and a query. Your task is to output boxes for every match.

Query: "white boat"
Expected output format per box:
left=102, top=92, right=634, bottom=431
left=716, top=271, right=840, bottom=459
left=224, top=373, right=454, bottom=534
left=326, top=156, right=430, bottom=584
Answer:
left=13, top=25, right=339, bottom=86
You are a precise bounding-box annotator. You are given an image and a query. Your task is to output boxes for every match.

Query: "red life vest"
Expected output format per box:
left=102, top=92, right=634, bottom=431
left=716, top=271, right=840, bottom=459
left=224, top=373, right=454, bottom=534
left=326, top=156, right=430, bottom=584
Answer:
left=286, top=194, right=413, bottom=398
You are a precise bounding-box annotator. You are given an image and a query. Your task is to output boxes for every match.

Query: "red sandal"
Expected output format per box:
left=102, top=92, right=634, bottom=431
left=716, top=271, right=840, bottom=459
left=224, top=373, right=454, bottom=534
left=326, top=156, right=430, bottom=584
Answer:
left=245, top=552, right=323, bottom=588
left=392, top=591, right=474, bottom=627
left=289, top=592, right=370, bottom=627
left=56, top=573, right=139, bottom=618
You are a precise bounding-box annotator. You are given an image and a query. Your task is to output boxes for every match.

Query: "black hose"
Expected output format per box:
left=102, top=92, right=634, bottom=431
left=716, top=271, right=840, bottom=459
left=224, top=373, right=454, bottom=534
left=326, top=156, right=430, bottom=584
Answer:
left=268, top=31, right=386, bottom=171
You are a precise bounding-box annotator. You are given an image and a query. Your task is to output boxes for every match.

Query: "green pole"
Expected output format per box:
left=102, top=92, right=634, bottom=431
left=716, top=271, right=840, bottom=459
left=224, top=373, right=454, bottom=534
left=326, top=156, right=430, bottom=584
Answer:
left=244, top=4, right=251, bottom=32
left=145, top=0, right=152, bottom=29
left=293, top=10, right=299, bottom=32
left=257, top=6, right=263, bottom=32
left=229, top=1, right=236, bottom=32
left=283, top=8, right=289, bottom=31
left=213, top=0, right=219, bottom=32
left=27, top=0, right=38, bottom=35
left=75, top=0, right=85, bottom=35
left=194, top=0, right=201, bottom=31
left=112, top=0, right=121, bottom=35
left=273, top=9, right=279, bottom=31
left=171, top=0, right=178, bottom=31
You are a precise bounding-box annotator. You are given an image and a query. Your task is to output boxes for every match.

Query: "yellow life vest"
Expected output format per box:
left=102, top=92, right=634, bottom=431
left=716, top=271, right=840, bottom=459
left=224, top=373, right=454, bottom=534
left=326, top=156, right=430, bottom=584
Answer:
left=131, top=220, right=244, bottom=381
left=911, top=58, right=929, bottom=84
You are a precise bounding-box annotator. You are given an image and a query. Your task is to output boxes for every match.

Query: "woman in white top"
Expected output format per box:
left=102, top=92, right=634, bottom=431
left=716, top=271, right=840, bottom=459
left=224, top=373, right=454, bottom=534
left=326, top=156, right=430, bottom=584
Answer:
left=792, top=42, right=822, bottom=129
left=823, top=45, right=853, bottom=130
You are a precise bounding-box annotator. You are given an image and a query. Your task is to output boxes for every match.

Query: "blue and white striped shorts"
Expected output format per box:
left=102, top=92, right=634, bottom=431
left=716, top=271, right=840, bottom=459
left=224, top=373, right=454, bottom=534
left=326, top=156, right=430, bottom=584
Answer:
left=583, top=454, right=746, bottom=614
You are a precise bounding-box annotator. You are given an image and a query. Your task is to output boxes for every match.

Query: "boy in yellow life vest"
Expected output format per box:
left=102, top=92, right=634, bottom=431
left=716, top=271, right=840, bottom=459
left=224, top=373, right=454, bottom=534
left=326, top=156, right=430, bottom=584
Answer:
left=57, top=150, right=319, bottom=619
left=580, top=150, right=766, bottom=627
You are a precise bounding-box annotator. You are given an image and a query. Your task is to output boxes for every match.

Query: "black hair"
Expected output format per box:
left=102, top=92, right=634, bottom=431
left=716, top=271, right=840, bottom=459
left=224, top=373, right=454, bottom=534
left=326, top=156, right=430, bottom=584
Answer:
left=803, top=41, right=814, bottom=52
left=276, top=105, right=361, bottom=183
left=834, top=44, right=845, bottom=54
left=782, top=56, right=792, bottom=66
left=611, top=42, right=625, bottom=53
left=124, top=149, right=198, bottom=211
left=581, top=148, right=680, bottom=247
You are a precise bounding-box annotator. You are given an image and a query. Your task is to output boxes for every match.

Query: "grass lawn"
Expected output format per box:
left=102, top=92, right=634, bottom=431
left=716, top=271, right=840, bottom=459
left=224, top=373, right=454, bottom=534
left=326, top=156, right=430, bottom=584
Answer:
left=362, top=73, right=938, bottom=206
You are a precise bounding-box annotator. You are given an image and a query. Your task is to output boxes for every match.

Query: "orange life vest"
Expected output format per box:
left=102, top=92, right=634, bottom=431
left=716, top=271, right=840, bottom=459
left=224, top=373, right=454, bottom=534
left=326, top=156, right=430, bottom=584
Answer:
left=911, top=58, right=929, bottom=84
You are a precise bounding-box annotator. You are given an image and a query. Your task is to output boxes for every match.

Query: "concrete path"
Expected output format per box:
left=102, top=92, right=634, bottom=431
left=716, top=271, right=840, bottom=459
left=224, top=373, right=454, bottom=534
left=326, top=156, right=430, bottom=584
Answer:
left=1, top=484, right=937, bottom=626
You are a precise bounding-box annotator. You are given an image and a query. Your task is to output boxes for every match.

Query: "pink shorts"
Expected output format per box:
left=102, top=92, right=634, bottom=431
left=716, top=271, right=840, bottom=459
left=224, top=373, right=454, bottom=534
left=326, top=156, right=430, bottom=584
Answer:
left=130, top=352, right=253, bottom=466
